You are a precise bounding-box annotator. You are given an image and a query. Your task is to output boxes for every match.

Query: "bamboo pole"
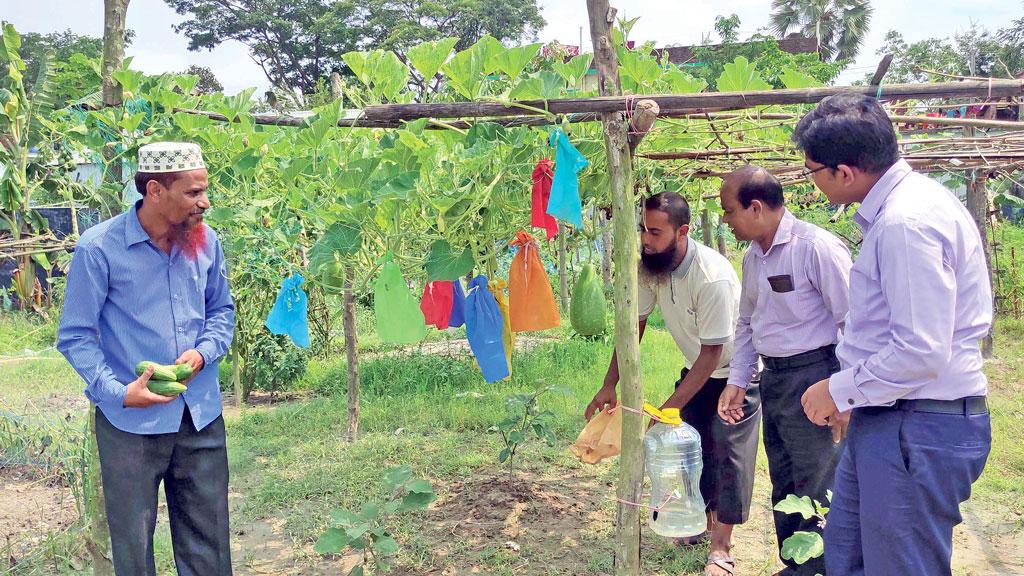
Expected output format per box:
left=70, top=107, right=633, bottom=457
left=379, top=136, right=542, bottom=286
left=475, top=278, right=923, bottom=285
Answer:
left=558, top=223, right=570, bottom=310
left=343, top=265, right=360, bottom=441
left=964, top=127, right=997, bottom=357
left=360, top=80, right=1023, bottom=121
left=586, top=2, right=643, bottom=574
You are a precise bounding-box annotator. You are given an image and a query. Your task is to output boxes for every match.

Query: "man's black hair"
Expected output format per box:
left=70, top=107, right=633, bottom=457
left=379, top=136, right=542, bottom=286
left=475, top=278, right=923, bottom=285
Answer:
left=792, top=92, right=900, bottom=173
left=134, top=172, right=178, bottom=196
left=644, top=191, right=691, bottom=228
left=730, top=165, right=785, bottom=209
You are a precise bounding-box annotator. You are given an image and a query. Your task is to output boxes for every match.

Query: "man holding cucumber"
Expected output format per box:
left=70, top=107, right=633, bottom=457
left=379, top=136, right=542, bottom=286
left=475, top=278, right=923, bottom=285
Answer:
left=57, top=142, right=235, bottom=575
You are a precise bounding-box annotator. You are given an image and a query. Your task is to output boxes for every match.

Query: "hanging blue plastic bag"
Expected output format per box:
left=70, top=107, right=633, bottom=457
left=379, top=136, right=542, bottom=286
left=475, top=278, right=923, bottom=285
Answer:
left=449, top=278, right=467, bottom=329
left=546, top=128, right=589, bottom=228
left=465, top=275, right=509, bottom=382
left=265, top=273, right=310, bottom=348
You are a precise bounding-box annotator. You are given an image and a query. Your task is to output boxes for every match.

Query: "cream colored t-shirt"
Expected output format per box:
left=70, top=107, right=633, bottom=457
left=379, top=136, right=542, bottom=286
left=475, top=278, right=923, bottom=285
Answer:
left=638, top=238, right=741, bottom=379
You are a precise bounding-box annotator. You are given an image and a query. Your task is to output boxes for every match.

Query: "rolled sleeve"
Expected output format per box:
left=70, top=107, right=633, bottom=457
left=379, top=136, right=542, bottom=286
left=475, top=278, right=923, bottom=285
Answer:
left=56, top=244, right=127, bottom=407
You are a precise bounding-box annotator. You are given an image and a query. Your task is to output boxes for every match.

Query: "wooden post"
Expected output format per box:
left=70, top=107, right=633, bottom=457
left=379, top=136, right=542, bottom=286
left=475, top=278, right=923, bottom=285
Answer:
left=601, top=209, right=613, bottom=290
left=343, top=265, right=360, bottom=441
left=85, top=410, right=113, bottom=576
left=330, top=73, right=361, bottom=440
left=87, top=3, right=130, bottom=573
left=587, top=2, right=643, bottom=574
left=702, top=207, right=713, bottom=246
left=230, top=344, right=243, bottom=408
left=964, top=126, right=996, bottom=356
left=716, top=217, right=728, bottom=257
left=558, top=223, right=570, bottom=310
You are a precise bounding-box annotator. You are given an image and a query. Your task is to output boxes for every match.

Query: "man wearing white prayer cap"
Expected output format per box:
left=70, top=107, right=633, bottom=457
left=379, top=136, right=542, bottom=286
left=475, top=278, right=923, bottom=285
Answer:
left=57, top=141, right=235, bottom=575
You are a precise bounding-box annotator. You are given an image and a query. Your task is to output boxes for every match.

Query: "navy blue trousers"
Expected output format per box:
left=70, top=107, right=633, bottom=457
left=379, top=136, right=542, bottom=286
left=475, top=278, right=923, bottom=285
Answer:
left=824, top=406, right=990, bottom=575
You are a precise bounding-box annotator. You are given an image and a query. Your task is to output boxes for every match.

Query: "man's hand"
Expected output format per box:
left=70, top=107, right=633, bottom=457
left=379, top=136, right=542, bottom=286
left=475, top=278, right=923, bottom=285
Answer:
left=801, top=378, right=839, bottom=426
left=717, top=384, right=746, bottom=424
left=175, top=349, right=205, bottom=384
left=829, top=410, right=851, bottom=443
left=123, top=365, right=177, bottom=408
left=585, top=384, right=617, bottom=421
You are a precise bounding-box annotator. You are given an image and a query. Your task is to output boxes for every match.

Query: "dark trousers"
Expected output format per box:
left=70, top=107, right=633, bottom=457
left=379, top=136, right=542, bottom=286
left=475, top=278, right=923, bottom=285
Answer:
left=760, top=348, right=843, bottom=576
left=824, top=404, right=991, bottom=576
left=95, top=407, right=232, bottom=576
left=677, top=368, right=761, bottom=525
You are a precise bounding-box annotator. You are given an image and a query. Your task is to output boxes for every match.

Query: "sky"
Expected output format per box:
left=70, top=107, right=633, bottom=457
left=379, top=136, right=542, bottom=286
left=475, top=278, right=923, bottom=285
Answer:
left=3, top=0, right=1023, bottom=95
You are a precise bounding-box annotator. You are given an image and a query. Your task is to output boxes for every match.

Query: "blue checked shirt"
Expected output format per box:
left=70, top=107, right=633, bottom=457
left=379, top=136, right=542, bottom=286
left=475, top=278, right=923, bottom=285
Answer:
left=57, top=202, right=235, bottom=434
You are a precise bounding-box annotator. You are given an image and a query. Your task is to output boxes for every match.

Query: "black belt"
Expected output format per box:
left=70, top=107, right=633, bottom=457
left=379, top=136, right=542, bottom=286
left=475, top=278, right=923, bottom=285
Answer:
left=760, top=344, right=836, bottom=372
left=892, top=396, right=988, bottom=415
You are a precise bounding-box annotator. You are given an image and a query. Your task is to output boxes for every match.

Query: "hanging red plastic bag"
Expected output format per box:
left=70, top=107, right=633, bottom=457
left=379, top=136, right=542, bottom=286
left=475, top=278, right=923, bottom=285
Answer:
left=508, top=230, right=560, bottom=332
left=531, top=158, right=558, bottom=241
left=465, top=275, right=509, bottom=383
left=488, top=278, right=514, bottom=378
left=373, top=255, right=427, bottom=344
left=420, top=281, right=454, bottom=329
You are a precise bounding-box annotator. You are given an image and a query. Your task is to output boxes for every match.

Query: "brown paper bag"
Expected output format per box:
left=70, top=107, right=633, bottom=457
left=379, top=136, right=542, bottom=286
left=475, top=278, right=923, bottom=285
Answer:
left=570, top=407, right=622, bottom=464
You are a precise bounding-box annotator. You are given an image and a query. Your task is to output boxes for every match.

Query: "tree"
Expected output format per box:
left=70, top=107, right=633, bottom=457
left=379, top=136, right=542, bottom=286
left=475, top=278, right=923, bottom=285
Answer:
left=872, top=25, right=1017, bottom=84
left=999, top=12, right=1024, bottom=74
left=358, top=0, right=544, bottom=52
left=164, top=0, right=545, bottom=96
left=714, top=14, right=741, bottom=44
left=182, top=64, right=223, bottom=93
left=769, top=0, right=873, bottom=62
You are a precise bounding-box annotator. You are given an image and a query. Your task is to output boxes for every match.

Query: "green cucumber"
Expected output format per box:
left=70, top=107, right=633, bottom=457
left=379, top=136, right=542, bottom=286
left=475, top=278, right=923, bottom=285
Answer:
left=135, top=361, right=194, bottom=382
left=147, top=380, right=188, bottom=397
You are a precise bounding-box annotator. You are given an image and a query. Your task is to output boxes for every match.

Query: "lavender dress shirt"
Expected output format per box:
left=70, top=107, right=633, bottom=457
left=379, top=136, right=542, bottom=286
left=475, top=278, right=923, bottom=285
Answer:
left=830, top=160, right=992, bottom=410
left=728, top=210, right=852, bottom=388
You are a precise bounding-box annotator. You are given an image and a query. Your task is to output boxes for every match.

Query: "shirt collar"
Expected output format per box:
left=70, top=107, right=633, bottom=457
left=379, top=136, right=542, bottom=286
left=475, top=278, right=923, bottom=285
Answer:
left=758, top=209, right=795, bottom=257
left=671, top=236, right=697, bottom=279
left=124, top=200, right=151, bottom=247
left=855, top=159, right=912, bottom=228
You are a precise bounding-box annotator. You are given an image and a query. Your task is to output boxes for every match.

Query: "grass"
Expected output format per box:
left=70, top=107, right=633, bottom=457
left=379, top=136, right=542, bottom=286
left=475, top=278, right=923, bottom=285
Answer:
left=2, top=308, right=1022, bottom=574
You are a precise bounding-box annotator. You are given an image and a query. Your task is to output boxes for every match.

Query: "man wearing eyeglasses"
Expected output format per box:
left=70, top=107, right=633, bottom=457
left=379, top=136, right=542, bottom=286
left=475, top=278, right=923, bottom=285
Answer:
left=794, top=93, right=992, bottom=575
left=718, top=165, right=852, bottom=576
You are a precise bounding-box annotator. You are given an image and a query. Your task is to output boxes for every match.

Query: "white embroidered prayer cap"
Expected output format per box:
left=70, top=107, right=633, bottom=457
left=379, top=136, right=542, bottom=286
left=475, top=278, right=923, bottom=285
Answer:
left=137, top=142, right=206, bottom=173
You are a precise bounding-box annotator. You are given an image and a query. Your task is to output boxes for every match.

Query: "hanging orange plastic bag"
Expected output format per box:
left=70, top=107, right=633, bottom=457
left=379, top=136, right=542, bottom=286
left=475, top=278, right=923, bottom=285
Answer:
left=488, top=278, right=514, bottom=378
left=508, top=230, right=560, bottom=332
left=570, top=406, right=622, bottom=464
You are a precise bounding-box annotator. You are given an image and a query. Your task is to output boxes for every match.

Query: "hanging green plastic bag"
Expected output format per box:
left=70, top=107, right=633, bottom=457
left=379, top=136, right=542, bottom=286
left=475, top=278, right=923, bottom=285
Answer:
left=374, top=255, right=427, bottom=344
left=570, top=263, right=607, bottom=336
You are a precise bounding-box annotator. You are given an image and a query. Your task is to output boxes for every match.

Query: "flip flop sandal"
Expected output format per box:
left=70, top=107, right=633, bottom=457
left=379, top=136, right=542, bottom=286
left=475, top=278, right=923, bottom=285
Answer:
left=704, top=550, right=736, bottom=576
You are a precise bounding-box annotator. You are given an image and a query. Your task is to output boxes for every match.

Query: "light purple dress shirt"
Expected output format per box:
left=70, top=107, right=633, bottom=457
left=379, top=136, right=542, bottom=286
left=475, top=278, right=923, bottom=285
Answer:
left=830, top=160, right=992, bottom=411
left=728, top=210, right=853, bottom=388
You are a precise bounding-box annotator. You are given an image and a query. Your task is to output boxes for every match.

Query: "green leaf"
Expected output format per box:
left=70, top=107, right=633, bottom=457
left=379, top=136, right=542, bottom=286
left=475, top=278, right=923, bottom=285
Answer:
left=552, top=53, right=593, bottom=87
left=774, top=494, right=818, bottom=520
left=407, top=37, right=459, bottom=81
left=384, top=465, right=414, bottom=491
left=398, top=491, right=436, bottom=512
left=780, top=531, right=824, bottom=564
left=357, top=502, right=381, bottom=521
left=405, top=479, right=433, bottom=494
left=336, top=158, right=380, bottom=190
left=345, top=523, right=371, bottom=540
left=314, top=528, right=352, bottom=554
left=476, top=35, right=506, bottom=74
left=662, top=68, right=707, bottom=93
left=995, top=192, right=1024, bottom=208
left=508, top=431, right=526, bottom=444
left=424, top=240, right=474, bottom=281
left=780, top=68, right=823, bottom=89
left=508, top=77, right=542, bottom=100
left=330, top=509, right=359, bottom=526
left=498, top=448, right=511, bottom=463
left=310, top=220, right=362, bottom=274
left=111, top=69, right=145, bottom=94
left=31, top=252, right=50, bottom=270
left=717, top=56, right=772, bottom=92
left=2, top=23, right=25, bottom=84
left=375, top=170, right=418, bottom=200
left=493, top=43, right=542, bottom=80
left=374, top=536, right=400, bottom=556
left=465, top=123, right=505, bottom=147
left=442, top=45, right=487, bottom=100
left=619, top=51, right=660, bottom=90
left=382, top=499, right=401, bottom=514
left=348, top=565, right=364, bottom=576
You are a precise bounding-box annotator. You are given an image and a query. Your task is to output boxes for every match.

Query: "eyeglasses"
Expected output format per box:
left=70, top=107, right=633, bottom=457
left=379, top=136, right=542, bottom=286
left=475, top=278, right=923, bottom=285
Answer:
left=800, top=165, right=830, bottom=181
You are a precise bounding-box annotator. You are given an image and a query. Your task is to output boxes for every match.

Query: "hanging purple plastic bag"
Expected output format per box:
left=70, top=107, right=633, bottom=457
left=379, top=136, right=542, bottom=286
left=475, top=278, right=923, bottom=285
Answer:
left=465, top=275, right=509, bottom=382
left=265, top=273, right=310, bottom=348
left=449, top=278, right=467, bottom=329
